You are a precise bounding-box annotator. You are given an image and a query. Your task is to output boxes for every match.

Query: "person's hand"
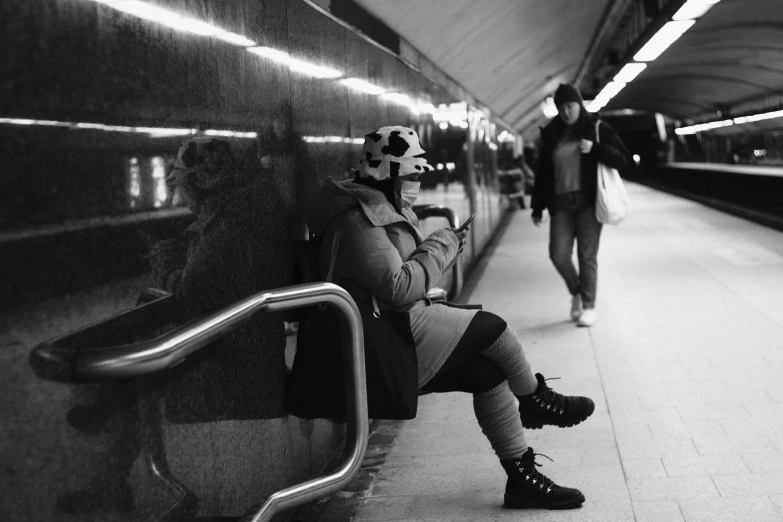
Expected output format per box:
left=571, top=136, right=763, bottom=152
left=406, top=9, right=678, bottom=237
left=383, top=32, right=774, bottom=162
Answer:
left=449, top=214, right=474, bottom=257
left=532, top=214, right=543, bottom=227
left=452, top=228, right=468, bottom=256
left=580, top=139, right=594, bottom=154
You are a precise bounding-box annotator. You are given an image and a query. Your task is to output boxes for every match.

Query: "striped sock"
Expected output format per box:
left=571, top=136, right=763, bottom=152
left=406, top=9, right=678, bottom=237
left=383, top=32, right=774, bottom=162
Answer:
left=473, top=382, right=527, bottom=460
left=480, top=327, right=538, bottom=396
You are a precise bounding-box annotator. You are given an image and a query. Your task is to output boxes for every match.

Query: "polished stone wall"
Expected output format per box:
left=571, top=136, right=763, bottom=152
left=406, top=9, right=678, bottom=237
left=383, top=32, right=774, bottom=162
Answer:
left=0, top=0, right=505, bottom=519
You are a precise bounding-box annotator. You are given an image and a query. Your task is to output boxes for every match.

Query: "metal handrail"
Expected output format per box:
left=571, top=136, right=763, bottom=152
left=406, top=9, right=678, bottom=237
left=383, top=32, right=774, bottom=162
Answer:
left=30, top=282, right=369, bottom=522
left=412, top=204, right=463, bottom=300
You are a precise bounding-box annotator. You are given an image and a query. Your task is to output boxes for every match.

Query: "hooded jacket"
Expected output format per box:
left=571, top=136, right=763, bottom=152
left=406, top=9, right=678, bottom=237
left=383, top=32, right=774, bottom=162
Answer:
left=307, top=178, right=479, bottom=386
left=151, top=180, right=288, bottom=421
left=532, top=113, right=628, bottom=217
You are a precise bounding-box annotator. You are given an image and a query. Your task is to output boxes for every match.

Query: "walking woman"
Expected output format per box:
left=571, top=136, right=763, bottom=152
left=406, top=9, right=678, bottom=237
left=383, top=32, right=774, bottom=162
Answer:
left=531, top=83, right=629, bottom=326
left=307, top=126, right=595, bottom=510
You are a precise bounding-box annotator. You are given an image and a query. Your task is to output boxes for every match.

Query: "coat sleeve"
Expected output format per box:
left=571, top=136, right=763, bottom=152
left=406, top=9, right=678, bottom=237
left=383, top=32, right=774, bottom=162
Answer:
left=172, top=217, right=259, bottom=313
left=590, top=122, right=629, bottom=169
left=338, top=212, right=458, bottom=305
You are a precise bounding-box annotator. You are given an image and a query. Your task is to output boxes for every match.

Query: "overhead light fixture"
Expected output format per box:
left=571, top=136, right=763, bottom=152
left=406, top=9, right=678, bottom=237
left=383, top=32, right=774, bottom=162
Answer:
left=0, top=117, right=259, bottom=138
left=340, top=78, right=385, bottom=95
left=675, top=108, right=783, bottom=135
left=672, top=0, right=720, bottom=21
left=540, top=96, right=558, bottom=119
left=302, top=136, right=364, bottom=144
left=675, top=119, right=733, bottom=134
left=634, top=20, right=695, bottom=61
left=248, top=46, right=342, bottom=78
left=613, top=63, right=647, bottom=83
left=92, top=0, right=257, bottom=47
left=380, top=93, right=422, bottom=115
left=204, top=129, right=258, bottom=138
left=732, top=109, right=783, bottom=124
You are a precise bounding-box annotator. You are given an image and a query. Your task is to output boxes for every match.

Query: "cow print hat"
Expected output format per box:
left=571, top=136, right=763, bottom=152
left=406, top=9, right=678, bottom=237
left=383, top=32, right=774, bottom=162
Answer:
left=353, top=126, right=434, bottom=181
left=167, top=136, right=239, bottom=193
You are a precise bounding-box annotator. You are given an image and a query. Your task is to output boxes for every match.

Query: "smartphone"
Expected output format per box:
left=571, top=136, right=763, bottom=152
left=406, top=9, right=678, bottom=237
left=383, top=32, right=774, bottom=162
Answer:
left=457, top=214, right=475, bottom=231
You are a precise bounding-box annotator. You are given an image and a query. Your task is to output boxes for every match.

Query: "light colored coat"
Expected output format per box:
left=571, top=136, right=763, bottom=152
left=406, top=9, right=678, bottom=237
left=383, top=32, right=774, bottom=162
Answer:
left=308, top=178, right=479, bottom=386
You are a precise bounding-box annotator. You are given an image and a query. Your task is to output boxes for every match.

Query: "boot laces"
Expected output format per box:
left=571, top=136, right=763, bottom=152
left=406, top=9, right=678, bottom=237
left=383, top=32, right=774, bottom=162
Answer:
left=521, top=453, right=557, bottom=493
left=534, top=377, right=568, bottom=415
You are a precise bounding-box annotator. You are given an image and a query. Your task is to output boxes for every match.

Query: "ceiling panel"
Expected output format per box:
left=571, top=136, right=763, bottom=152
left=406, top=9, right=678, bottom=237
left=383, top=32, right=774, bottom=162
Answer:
left=354, top=0, right=783, bottom=137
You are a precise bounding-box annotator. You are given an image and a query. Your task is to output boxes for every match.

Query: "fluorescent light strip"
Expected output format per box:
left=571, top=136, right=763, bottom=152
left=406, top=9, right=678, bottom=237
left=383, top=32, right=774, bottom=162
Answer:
left=676, top=109, right=783, bottom=134
left=634, top=20, right=695, bottom=61
left=732, top=109, right=783, bottom=124
left=92, top=0, right=257, bottom=47
left=614, top=63, right=647, bottom=83
left=247, top=46, right=343, bottom=78
left=0, top=117, right=257, bottom=138
left=302, top=136, right=364, bottom=144
left=341, top=78, right=386, bottom=95
left=381, top=93, right=422, bottom=115
left=672, top=0, right=720, bottom=21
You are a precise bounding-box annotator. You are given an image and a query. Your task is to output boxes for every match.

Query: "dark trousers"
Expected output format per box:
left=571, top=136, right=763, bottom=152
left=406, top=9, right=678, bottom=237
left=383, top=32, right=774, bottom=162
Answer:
left=549, top=191, right=603, bottom=308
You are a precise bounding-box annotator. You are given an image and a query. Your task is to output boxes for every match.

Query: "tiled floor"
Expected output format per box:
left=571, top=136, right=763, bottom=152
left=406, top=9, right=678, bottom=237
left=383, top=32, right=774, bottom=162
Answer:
left=316, top=183, right=783, bottom=521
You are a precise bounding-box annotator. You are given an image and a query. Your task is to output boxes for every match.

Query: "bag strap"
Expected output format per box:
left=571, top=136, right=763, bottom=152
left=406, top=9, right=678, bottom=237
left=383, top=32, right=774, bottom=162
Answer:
left=325, top=218, right=343, bottom=283
left=594, top=119, right=601, bottom=144
left=324, top=213, right=382, bottom=318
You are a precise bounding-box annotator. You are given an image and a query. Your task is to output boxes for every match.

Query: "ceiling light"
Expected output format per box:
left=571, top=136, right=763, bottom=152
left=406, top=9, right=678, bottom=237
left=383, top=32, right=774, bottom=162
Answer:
left=540, top=96, right=558, bottom=119
left=672, top=0, right=720, bottom=21
left=733, top=109, right=783, bottom=124
left=248, top=46, right=342, bottom=78
left=381, top=93, right=422, bottom=115
left=613, top=63, right=647, bottom=83
left=634, top=20, right=695, bottom=61
left=341, top=78, right=386, bottom=95
left=204, top=129, right=258, bottom=138
left=597, top=81, right=626, bottom=100
left=91, top=1, right=257, bottom=46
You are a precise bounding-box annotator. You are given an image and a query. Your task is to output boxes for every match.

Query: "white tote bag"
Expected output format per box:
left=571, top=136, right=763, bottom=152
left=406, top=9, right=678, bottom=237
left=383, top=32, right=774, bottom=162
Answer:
left=594, top=121, right=629, bottom=225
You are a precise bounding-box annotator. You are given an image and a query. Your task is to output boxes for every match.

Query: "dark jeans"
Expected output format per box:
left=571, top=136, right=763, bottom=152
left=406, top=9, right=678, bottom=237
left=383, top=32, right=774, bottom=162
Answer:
left=549, top=191, right=603, bottom=308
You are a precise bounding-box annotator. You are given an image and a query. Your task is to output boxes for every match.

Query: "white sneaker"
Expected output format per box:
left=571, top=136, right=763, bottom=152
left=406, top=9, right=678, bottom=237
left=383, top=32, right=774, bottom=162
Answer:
left=577, top=308, right=597, bottom=327
left=570, top=294, right=583, bottom=321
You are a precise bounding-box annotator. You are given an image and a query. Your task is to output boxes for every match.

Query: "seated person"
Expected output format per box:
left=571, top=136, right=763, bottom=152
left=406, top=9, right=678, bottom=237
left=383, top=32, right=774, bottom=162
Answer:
left=307, top=126, right=596, bottom=511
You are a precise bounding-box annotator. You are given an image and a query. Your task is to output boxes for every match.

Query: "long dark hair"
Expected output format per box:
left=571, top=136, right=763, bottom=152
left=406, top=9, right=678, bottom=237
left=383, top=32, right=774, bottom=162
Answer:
left=548, top=102, right=593, bottom=142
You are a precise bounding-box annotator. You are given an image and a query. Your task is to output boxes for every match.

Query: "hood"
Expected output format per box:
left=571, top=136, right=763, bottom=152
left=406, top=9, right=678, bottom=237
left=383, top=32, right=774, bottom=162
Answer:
left=307, top=177, right=411, bottom=236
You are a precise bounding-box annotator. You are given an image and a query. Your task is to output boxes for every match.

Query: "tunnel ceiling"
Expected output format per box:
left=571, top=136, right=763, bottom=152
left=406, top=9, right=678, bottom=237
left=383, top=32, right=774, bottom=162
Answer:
left=351, top=0, right=783, bottom=137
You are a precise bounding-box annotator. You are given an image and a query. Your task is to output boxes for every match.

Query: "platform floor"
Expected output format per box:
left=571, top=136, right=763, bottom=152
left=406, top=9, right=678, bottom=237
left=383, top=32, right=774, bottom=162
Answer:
left=316, top=182, right=783, bottom=522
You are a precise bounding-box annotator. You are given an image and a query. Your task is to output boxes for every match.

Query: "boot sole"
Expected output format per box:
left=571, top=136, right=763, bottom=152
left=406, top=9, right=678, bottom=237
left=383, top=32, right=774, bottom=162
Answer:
left=504, top=492, right=585, bottom=510
left=521, top=401, right=595, bottom=430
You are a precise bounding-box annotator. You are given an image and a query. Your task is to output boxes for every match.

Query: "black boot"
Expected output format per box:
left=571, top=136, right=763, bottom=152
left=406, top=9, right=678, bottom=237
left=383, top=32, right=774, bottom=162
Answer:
left=500, top=447, right=585, bottom=510
left=517, top=373, right=595, bottom=429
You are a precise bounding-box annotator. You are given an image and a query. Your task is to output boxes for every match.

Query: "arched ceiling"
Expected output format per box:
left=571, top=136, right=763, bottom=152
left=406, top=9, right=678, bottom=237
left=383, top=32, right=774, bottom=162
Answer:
left=352, top=0, right=783, bottom=137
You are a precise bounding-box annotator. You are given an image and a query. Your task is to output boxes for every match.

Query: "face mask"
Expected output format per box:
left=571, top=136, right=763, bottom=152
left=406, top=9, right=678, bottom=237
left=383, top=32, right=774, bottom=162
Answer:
left=398, top=180, right=421, bottom=207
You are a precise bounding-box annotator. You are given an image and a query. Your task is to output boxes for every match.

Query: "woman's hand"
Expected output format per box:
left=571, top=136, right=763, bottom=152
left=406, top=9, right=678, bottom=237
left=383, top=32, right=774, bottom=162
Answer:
left=580, top=139, right=594, bottom=154
left=453, top=228, right=468, bottom=256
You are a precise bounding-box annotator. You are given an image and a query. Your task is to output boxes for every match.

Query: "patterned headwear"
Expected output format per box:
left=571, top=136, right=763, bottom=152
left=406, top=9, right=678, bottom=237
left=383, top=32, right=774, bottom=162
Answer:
left=353, top=126, right=434, bottom=181
left=166, top=137, right=237, bottom=192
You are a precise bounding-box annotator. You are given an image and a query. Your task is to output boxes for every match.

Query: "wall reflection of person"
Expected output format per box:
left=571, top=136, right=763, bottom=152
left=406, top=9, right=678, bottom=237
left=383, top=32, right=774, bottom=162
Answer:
left=57, top=136, right=290, bottom=516
left=150, top=136, right=287, bottom=423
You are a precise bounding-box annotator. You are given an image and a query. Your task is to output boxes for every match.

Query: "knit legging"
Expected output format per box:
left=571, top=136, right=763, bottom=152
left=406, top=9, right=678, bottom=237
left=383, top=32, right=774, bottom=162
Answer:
left=423, top=313, right=538, bottom=460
